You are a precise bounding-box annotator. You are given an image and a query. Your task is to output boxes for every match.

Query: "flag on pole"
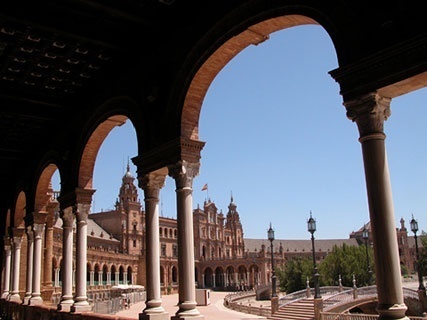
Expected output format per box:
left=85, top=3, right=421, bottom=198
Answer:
left=201, top=183, right=208, bottom=191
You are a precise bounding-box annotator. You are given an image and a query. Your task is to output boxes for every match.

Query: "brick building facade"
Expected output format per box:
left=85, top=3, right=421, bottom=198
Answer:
left=36, top=164, right=420, bottom=300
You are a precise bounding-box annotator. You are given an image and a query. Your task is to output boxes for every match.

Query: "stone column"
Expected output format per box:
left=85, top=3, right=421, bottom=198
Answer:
left=169, top=161, right=204, bottom=320
left=43, top=201, right=57, bottom=289
left=9, top=228, right=24, bottom=302
left=58, top=207, right=74, bottom=311
left=1, top=237, right=12, bottom=298
left=23, top=226, right=34, bottom=304
left=345, top=92, right=408, bottom=320
left=90, top=271, right=94, bottom=286
left=139, top=170, right=169, bottom=320
left=71, top=203, right=92, bottom=312
left=54, top=268, right=60, bottom=287
left=30, top=218, right=46, bottom=305
left=98, top=271, right=103, bottom=285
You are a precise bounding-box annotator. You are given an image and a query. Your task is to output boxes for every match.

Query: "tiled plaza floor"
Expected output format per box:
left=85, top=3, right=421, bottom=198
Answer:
left=116, top=291, right=267, bottom=320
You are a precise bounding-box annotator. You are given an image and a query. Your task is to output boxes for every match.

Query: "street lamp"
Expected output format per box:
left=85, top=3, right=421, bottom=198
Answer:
left=267, top=223, right=277, bottom=297
left=362, top=224, right=373, bottom=285
left=410, top=215, right=425, bottom=291
left=307, top=211, right=321, bottom=298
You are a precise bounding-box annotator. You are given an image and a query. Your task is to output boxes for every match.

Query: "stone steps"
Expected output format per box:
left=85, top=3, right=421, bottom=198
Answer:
left=270, top=298, right=314, bottom=320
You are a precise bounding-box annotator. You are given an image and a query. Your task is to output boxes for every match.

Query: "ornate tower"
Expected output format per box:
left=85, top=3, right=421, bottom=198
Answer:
left=116, top=161, right=143, bottom=255
left=224, top=195, right=245, bottom=259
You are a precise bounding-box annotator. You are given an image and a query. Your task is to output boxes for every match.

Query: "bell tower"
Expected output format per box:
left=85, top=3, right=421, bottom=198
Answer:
left=116, top=160, right=143, bottom=255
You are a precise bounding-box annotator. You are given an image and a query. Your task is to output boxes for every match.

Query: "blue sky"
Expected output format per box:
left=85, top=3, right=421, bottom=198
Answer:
left=63, top=25, right=427, bottom=240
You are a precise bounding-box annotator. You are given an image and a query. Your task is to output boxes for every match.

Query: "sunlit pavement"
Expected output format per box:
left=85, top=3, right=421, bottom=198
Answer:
left=116, top=279, right=422, bottom=319
left=116, top=291, right=267, bottom=320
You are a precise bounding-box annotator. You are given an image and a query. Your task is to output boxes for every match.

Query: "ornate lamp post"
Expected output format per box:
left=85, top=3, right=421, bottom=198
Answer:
left=307, top=211, right=321, bottom=298
left=267, top=223, right=277, bottom=297
left=362, top=225, right=373, bottom=285
left=410, top=215, right=425, bottom=291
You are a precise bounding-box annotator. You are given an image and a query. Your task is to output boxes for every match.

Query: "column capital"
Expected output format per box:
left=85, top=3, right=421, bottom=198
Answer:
left=26, top=225, right=34, bottom=241
left=168, top=161, right=200, bottom=189
left=60, top=207, right=75, bottom=228
left=33, top=211, right=48, bottom=225
left=344, top=92, right=391, bottom=141
left=75, top=203, right=91, bottom=222
left=33, top=223, right=45, bottom=237
left=133, top=137, right=205, bottom=176
left=139, top=169, right=167, bottom=193
left=11, top=227, right=25, bottom=238
left=58, top=188, right=95, bottom=209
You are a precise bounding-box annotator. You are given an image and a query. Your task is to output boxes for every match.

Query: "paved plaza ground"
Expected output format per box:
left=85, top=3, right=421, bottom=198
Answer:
left=116, top=291, right=268, bottom=320
left=116, top=279, right=421, bottom=320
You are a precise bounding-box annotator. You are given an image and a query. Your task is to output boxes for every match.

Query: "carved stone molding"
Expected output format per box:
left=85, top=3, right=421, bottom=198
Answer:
left=330, top=34, right=427, bottom=100
left=168, top=160, right=200, bottom=190
left=344, top=92, right=391, bottom=140
left=133, top=137, right=205, bottom=176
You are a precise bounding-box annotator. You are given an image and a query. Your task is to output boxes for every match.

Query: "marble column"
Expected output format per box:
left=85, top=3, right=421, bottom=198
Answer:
left=345, top=92, right=408, bottom=320
left=90, top=271, right=94, bottom=286
left=58, top=207, right=74, bottom=311
left=71, top=203, right=92, bottom=312
left=43, top=202, right=57, bottom=288
left=107, top=272, right=111, bottom=285
left=139, top=171, right=169, bottom=320
left=9, top=228, right=24, bottom=302
left=23, top=226, right=34, bottom=304
left=98, top=271, right=103, bottom=286
left=1, top=237, right=12, bottom=298
left=54, top=268, right=60, bottom=287
left=29, top=222, right=45, bottom=305
left=169, top=161, right=204, bottom=320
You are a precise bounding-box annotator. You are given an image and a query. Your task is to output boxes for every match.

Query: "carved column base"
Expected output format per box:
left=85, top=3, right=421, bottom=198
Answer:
left=29, top=296, right=43, bottom=306
left=71, top=300, right=92, bottom=313
left=8, top=294, right=21, bottom=303
left=139, top=311, right=170, bottom=320
left=57, top=298, right=74, bottom=312
left=377, top=303, right=409, bottom=320
left=171, top=315, right=205, bottom=320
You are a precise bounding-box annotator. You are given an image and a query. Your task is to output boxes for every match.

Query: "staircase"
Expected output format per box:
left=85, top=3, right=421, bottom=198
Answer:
left=270, top=298, right=314, bottom=320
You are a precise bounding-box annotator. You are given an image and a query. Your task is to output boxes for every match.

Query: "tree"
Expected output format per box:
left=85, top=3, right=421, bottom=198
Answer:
left=319, top=243, right=374, bottom=287
left=277, top=257, right=312, bottom=293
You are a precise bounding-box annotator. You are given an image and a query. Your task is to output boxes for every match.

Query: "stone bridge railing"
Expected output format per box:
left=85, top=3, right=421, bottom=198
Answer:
left=224, top=289, right=271, bottom=318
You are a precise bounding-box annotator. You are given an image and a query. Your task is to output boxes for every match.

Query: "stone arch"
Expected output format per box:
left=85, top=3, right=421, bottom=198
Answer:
left=226, top=266, right=235, bottom=288
left=215, top=267, right=225, bottom=288
left=102, top=264, right=108, bottom=285
left=34, top=164, right=58, bottom=213
left=119, top=265, right=125, bottom=284
left=94, top=263, right=100, bottom=283
left=237, top=265, right=248, bottom=287
left=171, top=265, right=178, bottom=283
left=204, top=267, right=214, bottom=288
left=127, top=266, right=133, bottom=284
left=111, top=264, right=117, bottom=284
left=13, top=191, right=26, bottom=228
left=181, top=15, right=331, bottom=141
left=160, top=265, right=165, bottom=285
left=79, top=114, right=130, bottom=190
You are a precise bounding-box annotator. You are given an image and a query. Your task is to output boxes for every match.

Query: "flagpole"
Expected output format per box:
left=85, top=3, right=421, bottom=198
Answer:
left=202, top=183, right=209, bottom=200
